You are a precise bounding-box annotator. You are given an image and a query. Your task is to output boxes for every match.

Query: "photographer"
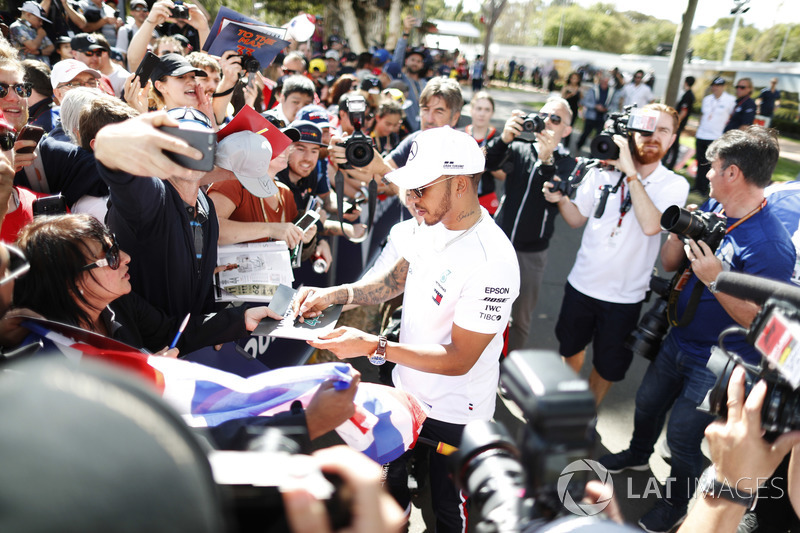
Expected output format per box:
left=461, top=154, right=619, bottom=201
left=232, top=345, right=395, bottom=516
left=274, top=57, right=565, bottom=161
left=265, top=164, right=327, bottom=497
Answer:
left=485, top=96, right=576, bottom=353
left=543, top=103, right=689, bottom=405
left=600, top=126, right=795, bottom=533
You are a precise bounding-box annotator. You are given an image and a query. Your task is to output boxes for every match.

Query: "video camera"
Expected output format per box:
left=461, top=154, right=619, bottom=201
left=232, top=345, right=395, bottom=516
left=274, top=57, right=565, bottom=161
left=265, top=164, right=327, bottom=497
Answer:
left=589, top=105, right=658, bottom=160
left=336, top=95, right=374, bottom=169
left=625, top=206, right=728, bottom=360
left=700, top=272, right=800, bottom=441
left=448, top=350, right=632, bottom=532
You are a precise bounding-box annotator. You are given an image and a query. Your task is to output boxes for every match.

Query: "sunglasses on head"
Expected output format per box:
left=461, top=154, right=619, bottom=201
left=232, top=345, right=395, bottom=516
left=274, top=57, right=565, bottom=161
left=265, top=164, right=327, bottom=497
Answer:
left=538, top=112, right=562, bottom=125
left=166, top=106, right=213, bottom=130
left=0, top=82, right=32, bottom=99
left=0, top=129, right=16, bottom=151
left=411, top=175, right=458, bottom=199
left=82, top=234, right=121, bottom=271
left=0, top=245, right=30, bottom=286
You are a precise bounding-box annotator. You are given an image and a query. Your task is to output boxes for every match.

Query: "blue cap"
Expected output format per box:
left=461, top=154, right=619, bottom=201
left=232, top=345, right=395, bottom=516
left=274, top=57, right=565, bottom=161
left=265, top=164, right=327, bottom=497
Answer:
left=373, top=48, right=391, bottom=64
left=296, top=105, right=331, bottom=128
left=383, top=61, right=402, bottom=80
left=290, top=120, right=324, bottom=146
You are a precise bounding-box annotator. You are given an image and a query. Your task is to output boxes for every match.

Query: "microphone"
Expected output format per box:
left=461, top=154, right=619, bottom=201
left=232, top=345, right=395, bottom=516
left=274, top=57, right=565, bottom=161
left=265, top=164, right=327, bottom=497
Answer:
left=714, top=272, right=800, bottom=308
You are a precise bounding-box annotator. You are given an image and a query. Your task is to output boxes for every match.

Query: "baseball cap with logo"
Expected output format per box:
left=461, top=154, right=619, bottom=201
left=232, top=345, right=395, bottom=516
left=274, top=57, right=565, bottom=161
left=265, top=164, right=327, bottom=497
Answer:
left=290, top=120, right=324, bottom=146
left=386, top=127, right=485, bottom=190
left=70, top=33, right=105, bottom=53
left=296, top=105, right=331, bottom=128
left=711, top=77, right=726, bottom=86
left=19, top=1, right=51, bottom=23
left=50, top=59, right=101, bottom=89
left=150, top=53, right=207, bottom=83
left=215, top=132, right=278, bottom=198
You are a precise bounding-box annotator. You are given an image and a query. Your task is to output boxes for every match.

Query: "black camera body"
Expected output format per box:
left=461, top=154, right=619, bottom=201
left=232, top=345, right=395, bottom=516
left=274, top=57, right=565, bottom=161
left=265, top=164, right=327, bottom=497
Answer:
left=170, top=1, right=189, bottom=19
left=703, top=298, right=800, bottom=441
left=240, top=55, right=260, bottom=73
left=336, top=95, right=374, bottom=169
left=625, top=276, right=672, bottom=360
left=589, top=105, right=658, bottom=160
left=547, top=157, right=598, bottom=200
left=522, top=113, right=545, bottom=134
left=450, top=350, right=598, bottom=529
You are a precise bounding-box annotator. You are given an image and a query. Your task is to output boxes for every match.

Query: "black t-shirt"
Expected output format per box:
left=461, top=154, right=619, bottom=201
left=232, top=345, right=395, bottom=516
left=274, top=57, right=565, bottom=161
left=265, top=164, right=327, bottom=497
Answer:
left=677, top=89, right=696, bottom=130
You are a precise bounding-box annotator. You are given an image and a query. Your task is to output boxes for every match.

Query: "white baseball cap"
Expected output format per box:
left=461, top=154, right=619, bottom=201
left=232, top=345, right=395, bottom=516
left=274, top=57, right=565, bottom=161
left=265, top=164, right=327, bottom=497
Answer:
left=19, top=1, right=51, bottom=23
left=215, top=132, right=278, bottom=198
left=386, top=127, right=485, bottom=190
left=50, top=59, right=101, bottom=89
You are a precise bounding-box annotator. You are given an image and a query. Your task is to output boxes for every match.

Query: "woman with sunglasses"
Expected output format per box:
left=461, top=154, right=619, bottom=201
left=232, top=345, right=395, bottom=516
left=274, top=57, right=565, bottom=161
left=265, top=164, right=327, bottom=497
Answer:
left=12, top=214, right=280, bottom=355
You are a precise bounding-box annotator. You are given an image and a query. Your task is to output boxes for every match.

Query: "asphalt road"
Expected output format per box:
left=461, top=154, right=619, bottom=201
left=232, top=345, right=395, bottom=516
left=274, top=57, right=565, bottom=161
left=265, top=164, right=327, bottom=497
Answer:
left=403, top=85, right=693, bottom=532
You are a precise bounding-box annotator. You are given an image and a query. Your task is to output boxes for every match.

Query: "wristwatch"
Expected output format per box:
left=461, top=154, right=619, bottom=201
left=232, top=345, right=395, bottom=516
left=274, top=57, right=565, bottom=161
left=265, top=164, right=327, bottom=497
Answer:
left=698, top=465, right=756, bottom=509
left=368, top=335, right=388, bottom=366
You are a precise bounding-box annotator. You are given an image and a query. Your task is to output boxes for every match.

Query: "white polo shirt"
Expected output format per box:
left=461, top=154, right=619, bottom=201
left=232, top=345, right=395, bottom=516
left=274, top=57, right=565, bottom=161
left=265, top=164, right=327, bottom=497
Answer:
left=696, top=92, right=736, bottom=141
left=392, top=208, right=520, bottom=424
left=567, top=165, right=689, bottom=304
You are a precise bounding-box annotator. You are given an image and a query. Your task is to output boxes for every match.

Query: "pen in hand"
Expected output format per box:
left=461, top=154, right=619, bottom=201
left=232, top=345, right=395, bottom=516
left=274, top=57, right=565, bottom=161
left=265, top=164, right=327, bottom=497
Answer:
left=169, top=313, right=191, bottom=349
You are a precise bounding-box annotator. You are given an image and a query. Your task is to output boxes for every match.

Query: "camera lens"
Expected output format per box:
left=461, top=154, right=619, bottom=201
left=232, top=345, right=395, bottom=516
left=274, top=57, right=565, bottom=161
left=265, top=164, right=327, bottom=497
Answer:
left=589, top=134, right=620, bottom=160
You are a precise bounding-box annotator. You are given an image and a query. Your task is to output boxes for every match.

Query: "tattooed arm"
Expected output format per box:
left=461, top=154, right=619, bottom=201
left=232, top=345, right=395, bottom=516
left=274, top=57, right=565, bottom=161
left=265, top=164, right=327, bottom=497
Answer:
left=292, top=258, right=409, bottom=320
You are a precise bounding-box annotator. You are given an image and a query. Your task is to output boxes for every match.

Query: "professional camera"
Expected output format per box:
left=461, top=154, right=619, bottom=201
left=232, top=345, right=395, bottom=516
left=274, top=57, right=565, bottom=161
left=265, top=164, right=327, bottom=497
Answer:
left=547, top=157, right=598, bottom=199
left=625, top=276, right=672, bottom=360
left=336, top=95, right=374, bottom=169
left=661, top=205, right=727, bottom=253
left=448, top=350, right=630, bottom=532
left=210, top=427, right=352, bottom=532
left=700, top=272, right=800, bottom=442
left=589, top=105, right=658, bottom=160
left=170, top=0, right=190, bottom=19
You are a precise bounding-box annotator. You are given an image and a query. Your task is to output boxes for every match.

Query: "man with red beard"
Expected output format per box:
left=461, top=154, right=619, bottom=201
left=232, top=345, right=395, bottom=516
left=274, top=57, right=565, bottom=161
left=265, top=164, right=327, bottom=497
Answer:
left=543, top=103, right=689, bottom=404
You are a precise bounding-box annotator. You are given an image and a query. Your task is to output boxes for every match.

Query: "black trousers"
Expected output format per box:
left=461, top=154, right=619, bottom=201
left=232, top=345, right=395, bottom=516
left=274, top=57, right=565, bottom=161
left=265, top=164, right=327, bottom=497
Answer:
left=387, top=417, right=467, bottom=533
left=576, top=118, right=605, bottom=150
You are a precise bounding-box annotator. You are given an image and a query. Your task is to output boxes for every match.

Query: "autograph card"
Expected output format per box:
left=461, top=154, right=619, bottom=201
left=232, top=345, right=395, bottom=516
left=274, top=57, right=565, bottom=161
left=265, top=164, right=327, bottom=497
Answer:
left=253, top=284, right=343, bottom=341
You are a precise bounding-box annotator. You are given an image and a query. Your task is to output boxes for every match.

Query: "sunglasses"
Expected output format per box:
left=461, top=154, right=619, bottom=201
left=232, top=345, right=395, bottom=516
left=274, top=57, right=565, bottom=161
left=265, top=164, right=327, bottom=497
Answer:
left=0, top=130, right=16, bottom=151
left=411, top=175, right=458, bottom=199
left=78, top=49, right=105, bottom=57
left=538, top=112, right=562, bottom=125
left=58, top=78, right=101, bottom=90
left=166, top=106, right=213, bottom=130
left=82, top=234, right=121, bottom=271
left=0, top=245, right=30, bottom=286
left=0, top=82, right=32, bottom=99
left=131, top=5, right=149, bottom=11
left=282, top=68, right=298, bottom=75
left=735, top=85, right=750, bottom=90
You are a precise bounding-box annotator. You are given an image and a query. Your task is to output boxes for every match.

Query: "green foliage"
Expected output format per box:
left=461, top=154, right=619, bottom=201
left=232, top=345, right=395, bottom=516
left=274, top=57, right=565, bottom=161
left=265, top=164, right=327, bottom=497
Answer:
left=625, top=20, right=677, bottom=55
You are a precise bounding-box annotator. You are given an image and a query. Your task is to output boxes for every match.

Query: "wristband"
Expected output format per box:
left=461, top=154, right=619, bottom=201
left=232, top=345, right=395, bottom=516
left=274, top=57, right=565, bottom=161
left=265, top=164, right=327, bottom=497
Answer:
left=345, top=285, right=354, bottom=305
left=625, top=173, right=640, bottom=183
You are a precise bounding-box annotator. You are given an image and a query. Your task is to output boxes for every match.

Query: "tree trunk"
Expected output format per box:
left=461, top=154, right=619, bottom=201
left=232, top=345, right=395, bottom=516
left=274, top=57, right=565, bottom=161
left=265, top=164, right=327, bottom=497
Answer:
left=364, top=1, right=386, bottom=50
left=665, top=0, right=698, bottom=106
left=385, top=0, right=403, bottom=52
left=338, top=0, right=366, bottom=53
left=482, top=0, right=508, bottom=82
